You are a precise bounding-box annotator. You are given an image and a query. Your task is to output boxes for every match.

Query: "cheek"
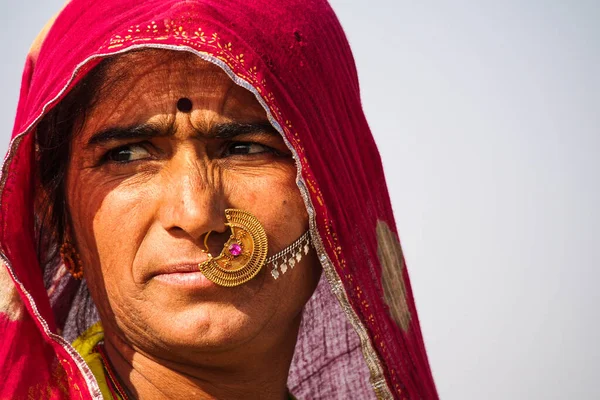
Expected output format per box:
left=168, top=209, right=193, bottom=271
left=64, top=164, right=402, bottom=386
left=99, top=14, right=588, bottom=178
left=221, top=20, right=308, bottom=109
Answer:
left=68, top=160, right=306, bottom=268
left=67, top=169, right=156, bottom=283
left=93, top=191, right=152, bottom=268
left=225, top=164, right=308, bottom=248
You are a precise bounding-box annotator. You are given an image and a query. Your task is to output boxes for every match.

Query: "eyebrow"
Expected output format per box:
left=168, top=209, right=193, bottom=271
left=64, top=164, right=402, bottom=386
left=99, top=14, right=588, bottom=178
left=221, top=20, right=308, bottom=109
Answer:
left=212, top=121, right=279, bottom=139
left=87, top=124, right=160, bottom=146
left=87, top=121, right=280, bottom=147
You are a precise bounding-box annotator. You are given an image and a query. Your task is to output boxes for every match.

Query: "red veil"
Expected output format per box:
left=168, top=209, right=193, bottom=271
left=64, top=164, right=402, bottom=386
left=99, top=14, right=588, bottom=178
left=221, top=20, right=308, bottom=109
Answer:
left=0, top=0, right=438, bottom=398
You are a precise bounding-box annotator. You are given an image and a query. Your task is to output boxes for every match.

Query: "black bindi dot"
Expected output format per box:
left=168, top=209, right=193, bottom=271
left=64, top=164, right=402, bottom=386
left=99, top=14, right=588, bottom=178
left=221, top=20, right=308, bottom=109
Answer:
left=177, top=97, right=193, bottom=113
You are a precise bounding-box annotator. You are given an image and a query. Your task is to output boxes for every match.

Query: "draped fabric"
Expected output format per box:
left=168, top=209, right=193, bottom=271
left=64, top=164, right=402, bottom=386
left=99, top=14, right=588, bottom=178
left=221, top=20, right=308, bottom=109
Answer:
left=0, top=1, right=438, bottom=398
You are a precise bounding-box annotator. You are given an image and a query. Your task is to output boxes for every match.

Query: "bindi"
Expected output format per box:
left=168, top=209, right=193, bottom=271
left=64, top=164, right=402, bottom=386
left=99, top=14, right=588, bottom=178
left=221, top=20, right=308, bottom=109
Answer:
left=176, top=97, right=193, bottom=113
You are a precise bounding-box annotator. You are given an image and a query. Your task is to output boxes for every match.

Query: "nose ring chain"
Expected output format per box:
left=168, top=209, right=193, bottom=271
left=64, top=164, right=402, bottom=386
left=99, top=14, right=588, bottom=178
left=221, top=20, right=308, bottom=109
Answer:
left=198, top=209, right=312, bottom=287
left=266, top=231, right=312, bottom=280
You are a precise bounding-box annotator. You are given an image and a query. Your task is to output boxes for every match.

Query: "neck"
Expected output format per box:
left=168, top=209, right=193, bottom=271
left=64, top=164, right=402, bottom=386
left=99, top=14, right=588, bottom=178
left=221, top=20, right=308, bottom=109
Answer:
left=103, top=317, right=300, bottom=400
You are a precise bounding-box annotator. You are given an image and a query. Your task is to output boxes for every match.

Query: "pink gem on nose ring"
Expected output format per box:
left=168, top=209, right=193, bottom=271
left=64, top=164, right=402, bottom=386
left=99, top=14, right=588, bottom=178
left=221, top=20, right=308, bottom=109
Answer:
left=228, top=243, right=242, bottom=257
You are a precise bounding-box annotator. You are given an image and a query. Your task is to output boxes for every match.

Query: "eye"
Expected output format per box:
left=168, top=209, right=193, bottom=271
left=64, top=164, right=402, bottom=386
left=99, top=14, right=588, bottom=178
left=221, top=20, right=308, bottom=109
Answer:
left=104, top=144, right=151, bottom=163
left=224, top=142, right=272, bottom=156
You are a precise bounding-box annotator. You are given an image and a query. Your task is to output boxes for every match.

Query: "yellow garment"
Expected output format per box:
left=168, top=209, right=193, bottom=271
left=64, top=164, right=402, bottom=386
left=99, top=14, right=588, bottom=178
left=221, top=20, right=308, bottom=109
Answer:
left=73, top=323, right=296, bottom=400
left=72, top=322, right=122, bottom=400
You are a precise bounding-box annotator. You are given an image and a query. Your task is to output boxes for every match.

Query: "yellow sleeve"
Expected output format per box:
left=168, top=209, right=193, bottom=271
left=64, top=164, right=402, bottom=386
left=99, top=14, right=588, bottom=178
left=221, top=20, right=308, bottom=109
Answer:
left=72, top=322, right=120, bottom=400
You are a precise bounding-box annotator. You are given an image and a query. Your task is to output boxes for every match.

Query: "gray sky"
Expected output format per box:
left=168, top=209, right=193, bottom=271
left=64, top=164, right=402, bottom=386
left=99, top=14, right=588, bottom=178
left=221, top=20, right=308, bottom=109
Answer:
left=1, top=1, right=599, bottom=399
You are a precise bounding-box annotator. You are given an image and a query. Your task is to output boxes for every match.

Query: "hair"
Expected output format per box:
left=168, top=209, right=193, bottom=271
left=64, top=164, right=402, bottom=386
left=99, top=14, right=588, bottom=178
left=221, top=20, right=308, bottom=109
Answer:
left=35, top=57, right=115, bottom=337
left=37, top=61, right=108, bottom=249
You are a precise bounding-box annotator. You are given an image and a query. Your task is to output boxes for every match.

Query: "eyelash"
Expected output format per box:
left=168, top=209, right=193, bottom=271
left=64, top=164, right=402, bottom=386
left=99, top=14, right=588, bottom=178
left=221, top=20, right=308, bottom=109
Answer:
left=222, top=141, right=280, bottom=157
left=100, top=141, right=280, bottom=164
left=101, top=143, right=151, bottom=164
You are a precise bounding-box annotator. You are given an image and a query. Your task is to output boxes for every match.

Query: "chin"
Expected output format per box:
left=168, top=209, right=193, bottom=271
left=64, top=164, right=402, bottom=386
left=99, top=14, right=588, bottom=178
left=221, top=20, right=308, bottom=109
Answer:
left=144, top=302, right=259, bottom=353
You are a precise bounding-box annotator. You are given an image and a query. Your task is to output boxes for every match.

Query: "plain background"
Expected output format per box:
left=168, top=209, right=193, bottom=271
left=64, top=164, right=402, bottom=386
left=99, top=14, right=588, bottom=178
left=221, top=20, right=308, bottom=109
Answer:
left=1, top=1, right=599, bottom=399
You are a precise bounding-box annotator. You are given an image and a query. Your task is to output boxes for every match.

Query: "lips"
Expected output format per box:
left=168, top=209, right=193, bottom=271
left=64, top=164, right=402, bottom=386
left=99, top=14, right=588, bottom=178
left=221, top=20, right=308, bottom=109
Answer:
left=146, top=248, right=211, bottom=278
left=149, top=261, right=216, bottom=289
left=152, top=263, right=205, bottom=277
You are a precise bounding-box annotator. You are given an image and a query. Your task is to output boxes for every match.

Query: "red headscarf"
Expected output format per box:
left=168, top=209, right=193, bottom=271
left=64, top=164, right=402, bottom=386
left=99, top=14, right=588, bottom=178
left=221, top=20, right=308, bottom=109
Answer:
left=0, top=0, right=438, bottom=398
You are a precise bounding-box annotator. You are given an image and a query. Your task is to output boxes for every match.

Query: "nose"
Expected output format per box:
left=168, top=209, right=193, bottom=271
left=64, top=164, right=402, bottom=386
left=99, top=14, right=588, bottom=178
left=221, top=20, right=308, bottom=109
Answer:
left=158, top=155, right=226, bottom=241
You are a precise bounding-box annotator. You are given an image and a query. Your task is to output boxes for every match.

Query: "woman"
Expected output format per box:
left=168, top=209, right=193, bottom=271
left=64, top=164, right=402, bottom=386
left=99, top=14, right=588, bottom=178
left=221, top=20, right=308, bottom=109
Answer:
left=0, top=0, right=438, bottom=399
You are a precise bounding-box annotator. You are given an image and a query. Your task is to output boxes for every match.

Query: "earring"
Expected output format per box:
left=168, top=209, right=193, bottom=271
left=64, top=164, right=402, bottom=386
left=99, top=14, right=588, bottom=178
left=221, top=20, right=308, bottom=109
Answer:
left=198, top=209, right=268, bottom=287
left=60, top=241, right=83, bottom=280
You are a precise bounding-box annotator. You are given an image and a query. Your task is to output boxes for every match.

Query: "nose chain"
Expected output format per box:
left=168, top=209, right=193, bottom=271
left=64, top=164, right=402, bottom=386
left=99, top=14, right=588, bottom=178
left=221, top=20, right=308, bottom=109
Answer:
left=266, top=230, right=312, bottom=280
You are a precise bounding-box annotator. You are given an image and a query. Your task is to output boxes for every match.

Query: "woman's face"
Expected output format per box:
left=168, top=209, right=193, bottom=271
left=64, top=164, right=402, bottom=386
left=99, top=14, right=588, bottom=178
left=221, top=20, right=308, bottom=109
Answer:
left=65, top=51, right=320, bottom=361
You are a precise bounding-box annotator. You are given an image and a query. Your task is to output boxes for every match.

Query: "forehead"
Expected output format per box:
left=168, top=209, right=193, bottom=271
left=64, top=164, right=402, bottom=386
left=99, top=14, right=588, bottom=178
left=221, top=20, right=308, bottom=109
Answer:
left=104, top=50, right=234, bottom=97
left=83, top=50, right=266, bottom=131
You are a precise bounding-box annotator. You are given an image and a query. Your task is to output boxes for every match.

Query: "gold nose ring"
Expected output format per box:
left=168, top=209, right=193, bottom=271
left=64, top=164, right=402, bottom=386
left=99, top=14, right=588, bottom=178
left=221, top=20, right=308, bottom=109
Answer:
left=198, top=209, right=268, bottom=287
